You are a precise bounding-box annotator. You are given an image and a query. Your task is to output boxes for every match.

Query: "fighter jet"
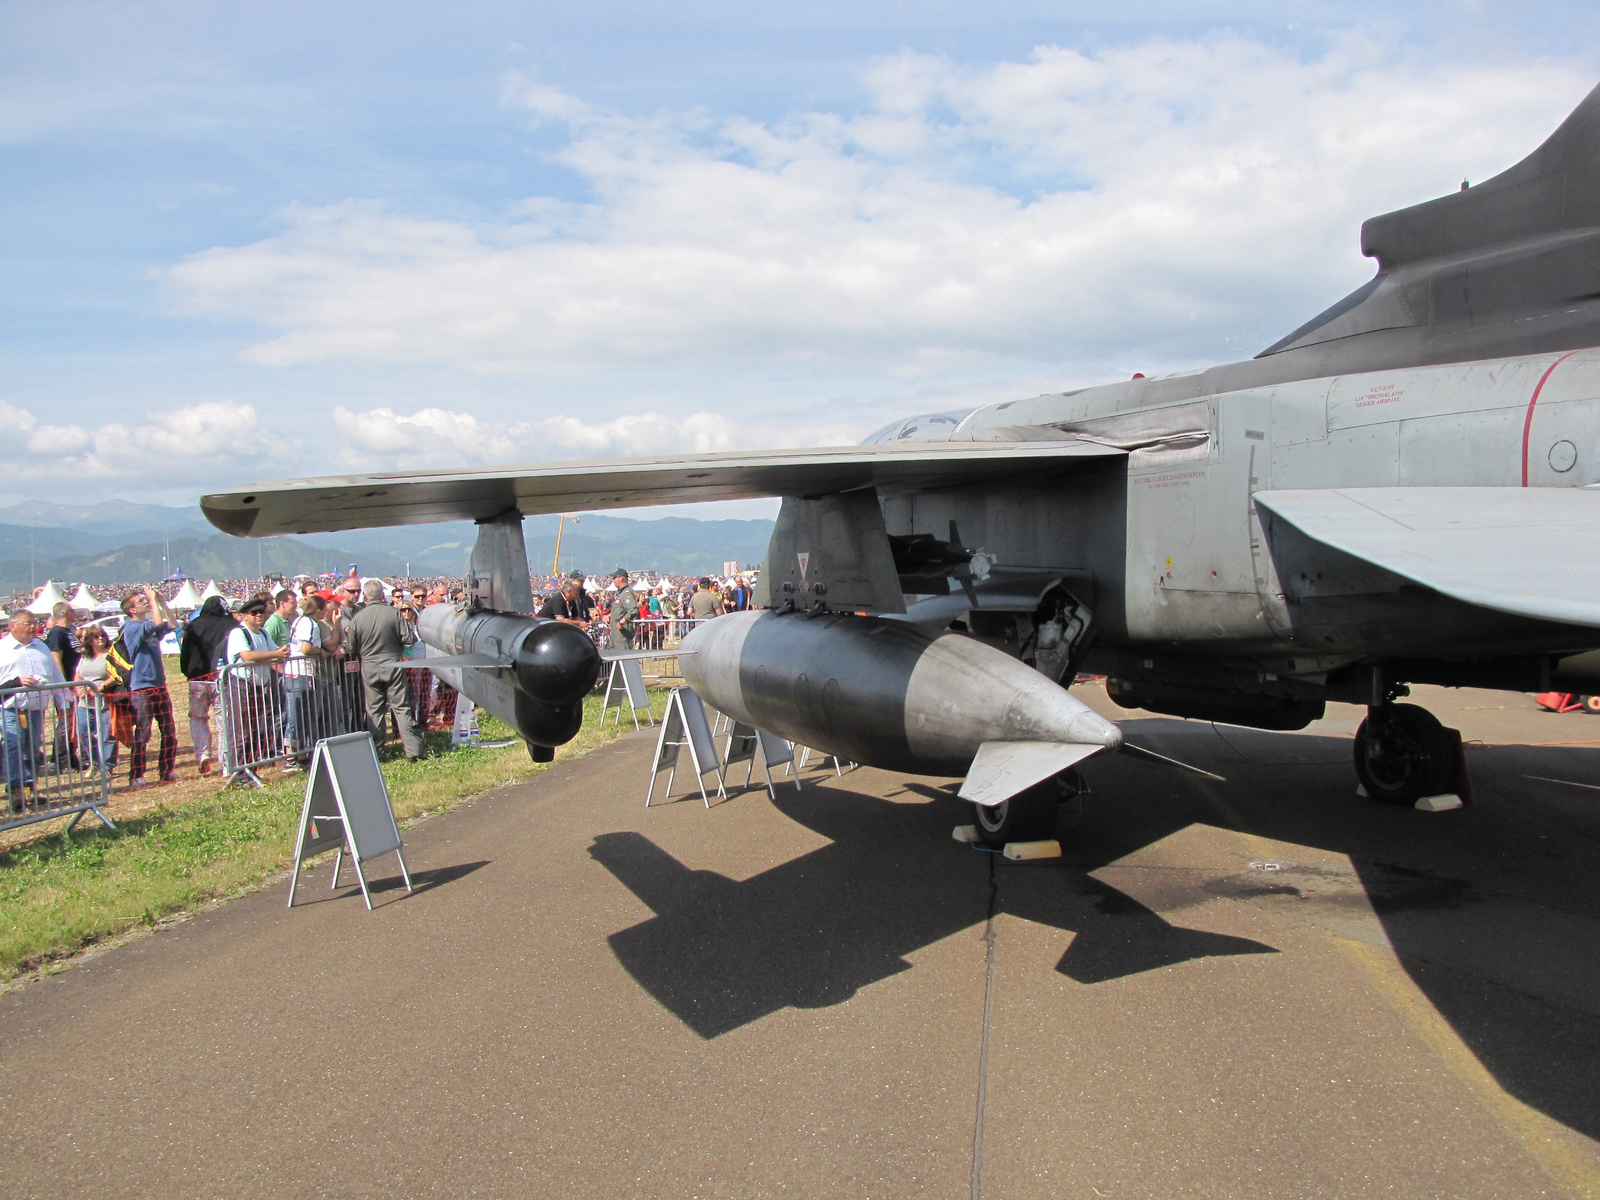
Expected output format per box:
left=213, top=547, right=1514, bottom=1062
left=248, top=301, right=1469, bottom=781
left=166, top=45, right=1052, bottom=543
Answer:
left=203, top=82, right=1600, bottom=843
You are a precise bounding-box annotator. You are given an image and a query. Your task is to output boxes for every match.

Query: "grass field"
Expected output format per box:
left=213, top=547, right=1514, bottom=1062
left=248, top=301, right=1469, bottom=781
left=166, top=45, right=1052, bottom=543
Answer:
left=0, top=682, right=670, bottom=984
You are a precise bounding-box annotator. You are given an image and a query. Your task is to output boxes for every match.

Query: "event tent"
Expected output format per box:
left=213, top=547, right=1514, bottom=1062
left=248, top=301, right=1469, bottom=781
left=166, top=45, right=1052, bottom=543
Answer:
left=199, top=580, right=225, bottom=602
left=169, top=580, right=202, bottom=610
left=26, top=580, right=69, bottom=614
left=69, top=583, right=98, bottom=610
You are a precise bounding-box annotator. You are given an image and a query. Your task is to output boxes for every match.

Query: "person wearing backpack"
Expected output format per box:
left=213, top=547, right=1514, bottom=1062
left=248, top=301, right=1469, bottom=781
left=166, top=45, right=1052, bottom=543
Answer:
left=181, top=596, right=236, bottom=777
left=118, top=586, right=177, bottom=790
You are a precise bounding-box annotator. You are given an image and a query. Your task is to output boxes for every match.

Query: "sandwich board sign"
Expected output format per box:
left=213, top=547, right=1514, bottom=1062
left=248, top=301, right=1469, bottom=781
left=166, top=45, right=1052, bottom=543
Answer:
left=288, top=732, right=413, bottom=911
left=722, top=722, right=802, bottom=800
left=644, top=687, right=725, bottom=808
left=601, top=656, right=654, bottom=730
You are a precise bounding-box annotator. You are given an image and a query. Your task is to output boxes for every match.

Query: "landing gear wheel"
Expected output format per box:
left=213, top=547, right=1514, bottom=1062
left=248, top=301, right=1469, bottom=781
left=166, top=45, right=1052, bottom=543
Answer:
left=1353, top=703, right=1455, bottom=805
left=972, top=772, right=1082, bottom=847
left=1583, top=695, right=1600, bottom=715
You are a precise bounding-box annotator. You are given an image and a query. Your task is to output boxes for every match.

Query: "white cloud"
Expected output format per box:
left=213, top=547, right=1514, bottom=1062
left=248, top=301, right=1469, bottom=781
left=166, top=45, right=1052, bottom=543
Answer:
left=0, top=399, right=281, bottom=488
left=328, top=405, right=856, bottom=472
left=0, top=397, right=858, bottom=496
left=167, top=35, right=1594, bottom=382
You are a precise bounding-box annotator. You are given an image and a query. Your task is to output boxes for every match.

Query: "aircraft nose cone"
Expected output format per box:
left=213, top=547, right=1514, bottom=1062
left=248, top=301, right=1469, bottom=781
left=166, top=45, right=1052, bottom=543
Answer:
left=1001, top=678, right=1124, bottom=750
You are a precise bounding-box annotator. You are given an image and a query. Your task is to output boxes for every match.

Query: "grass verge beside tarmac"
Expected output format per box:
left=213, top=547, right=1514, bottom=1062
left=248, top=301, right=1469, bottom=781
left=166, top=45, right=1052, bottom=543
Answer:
left=0, top=688, right=669, bottom=985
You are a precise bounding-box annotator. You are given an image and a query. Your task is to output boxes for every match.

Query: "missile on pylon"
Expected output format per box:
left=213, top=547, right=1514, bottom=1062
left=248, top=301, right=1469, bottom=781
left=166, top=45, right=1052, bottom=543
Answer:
left=417, top=604, right=601, bottom=761
left=680, top=609, right=1122, bottom=840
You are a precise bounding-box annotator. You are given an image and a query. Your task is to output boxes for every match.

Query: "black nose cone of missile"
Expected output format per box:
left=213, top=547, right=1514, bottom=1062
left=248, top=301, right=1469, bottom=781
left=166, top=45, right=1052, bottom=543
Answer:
left=514, top=692, right=586, bottom=751
left=515, top=622, right=601, bottom=706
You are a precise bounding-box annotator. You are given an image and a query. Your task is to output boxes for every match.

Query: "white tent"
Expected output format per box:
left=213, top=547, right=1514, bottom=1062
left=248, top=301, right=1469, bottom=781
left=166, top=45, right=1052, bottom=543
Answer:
left=169, top=579, right=202, bottom=611
left=200, top=579, right=225, bottom=601
left=27, top=580, right=69, bottom=614
left=69, top=582, right=98, bottom=610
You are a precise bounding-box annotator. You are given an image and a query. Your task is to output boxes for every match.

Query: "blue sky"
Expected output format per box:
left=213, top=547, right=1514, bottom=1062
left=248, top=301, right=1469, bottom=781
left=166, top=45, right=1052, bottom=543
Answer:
left=2, top=1, right=1598, bottom=514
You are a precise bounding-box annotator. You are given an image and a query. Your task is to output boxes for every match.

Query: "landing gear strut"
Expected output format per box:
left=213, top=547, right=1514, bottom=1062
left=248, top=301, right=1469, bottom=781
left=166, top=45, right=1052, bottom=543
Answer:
left=1353, top=703, right=1456, bottom=804
left=972, top=770, right=1086, bottom=847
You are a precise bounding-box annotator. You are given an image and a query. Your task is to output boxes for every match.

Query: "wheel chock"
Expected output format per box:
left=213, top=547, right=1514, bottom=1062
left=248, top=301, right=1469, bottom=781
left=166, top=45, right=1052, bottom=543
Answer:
left=952, top=824, right=979, bottom=843
left=1003, top=839, right=1062, bottom=861
left=1415, top=793, right=1463, bottom=812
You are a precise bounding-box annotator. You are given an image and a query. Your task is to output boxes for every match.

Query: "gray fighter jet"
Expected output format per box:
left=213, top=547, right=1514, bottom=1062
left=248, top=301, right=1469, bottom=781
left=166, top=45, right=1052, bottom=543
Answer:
left=203, top=82, right=1600, bottom=842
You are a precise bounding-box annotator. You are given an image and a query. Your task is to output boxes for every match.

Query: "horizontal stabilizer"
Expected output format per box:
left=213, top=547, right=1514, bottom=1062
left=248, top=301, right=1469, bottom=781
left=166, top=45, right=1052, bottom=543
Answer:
left=1255, top=486, right=1600, bottom=628
left=958, top=740, right=1105, bottom=807
left=201, top=440, right=1124, bottom=538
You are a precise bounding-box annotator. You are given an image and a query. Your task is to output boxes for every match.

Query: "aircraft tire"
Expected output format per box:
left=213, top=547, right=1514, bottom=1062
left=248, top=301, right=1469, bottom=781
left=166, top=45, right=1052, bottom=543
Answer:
left=1584, top=695, right=1600, bottom=715
left=972, top=773, right=1073, bottom=847
left=1353, top=703, right=1456, bottom=804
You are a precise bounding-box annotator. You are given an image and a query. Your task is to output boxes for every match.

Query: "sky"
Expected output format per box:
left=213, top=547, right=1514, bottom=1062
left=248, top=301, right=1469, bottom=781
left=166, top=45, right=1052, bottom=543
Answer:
left=2, top=0, right=1599, bottom=518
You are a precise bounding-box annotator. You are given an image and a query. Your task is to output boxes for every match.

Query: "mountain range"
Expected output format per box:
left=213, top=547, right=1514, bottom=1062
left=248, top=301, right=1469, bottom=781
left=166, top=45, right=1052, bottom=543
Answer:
left=0, top=501, right=773, bottom=595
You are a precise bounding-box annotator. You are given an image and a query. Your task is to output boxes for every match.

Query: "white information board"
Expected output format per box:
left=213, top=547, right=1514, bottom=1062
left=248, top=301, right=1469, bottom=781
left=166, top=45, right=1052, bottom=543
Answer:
left=288, top=732, right=413, bottom=911
left=601, top=657, right=654, bottom=729
left=723, top=723, right=802, bottom=800
left=644, top=687, right=725, bottom=808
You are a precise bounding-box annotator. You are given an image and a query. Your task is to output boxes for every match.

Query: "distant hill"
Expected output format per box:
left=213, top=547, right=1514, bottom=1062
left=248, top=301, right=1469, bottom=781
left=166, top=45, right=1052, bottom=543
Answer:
left=0, top=500, right=212, bottom=538
left=0, top=502, right=774, bottom=593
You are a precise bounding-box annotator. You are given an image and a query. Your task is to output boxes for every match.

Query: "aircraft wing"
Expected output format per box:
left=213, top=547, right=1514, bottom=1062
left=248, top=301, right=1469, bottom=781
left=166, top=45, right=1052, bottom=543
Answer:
left=1254, top=487, right=1600, bottom=628
left=200, top=440, right=1125, bottom=537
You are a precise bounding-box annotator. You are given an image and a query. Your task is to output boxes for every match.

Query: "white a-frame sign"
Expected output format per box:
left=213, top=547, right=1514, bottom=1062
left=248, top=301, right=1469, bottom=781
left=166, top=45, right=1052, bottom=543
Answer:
left=601, top=654, right=654, bottom=730
left=644, top=687, right=725, bottom=808
left=288, top=732, right=414, bottom=911
left=723, top=722, right=802, bottom=800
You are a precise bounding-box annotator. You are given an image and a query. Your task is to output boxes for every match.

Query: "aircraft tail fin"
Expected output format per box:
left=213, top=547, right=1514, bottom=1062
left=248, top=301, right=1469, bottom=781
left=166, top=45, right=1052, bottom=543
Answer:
left=1259, top=82, right=1600, bottom=362
left=1359, top=82, right=1600, bottom=270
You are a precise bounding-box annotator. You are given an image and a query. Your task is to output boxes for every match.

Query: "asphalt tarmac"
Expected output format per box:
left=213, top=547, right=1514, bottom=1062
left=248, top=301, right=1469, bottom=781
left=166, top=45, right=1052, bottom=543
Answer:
left=2, top=684, right=1599, bottom=1199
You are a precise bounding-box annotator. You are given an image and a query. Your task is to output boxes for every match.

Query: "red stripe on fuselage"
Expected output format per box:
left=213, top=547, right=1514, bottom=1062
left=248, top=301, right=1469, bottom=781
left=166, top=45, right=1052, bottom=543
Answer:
left=1521, top=351, right=1582, bottom=486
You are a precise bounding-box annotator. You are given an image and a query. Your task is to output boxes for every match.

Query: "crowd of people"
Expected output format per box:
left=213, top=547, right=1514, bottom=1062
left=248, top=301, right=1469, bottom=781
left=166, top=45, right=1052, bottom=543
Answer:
left=0, top=565, right=758, bottom=808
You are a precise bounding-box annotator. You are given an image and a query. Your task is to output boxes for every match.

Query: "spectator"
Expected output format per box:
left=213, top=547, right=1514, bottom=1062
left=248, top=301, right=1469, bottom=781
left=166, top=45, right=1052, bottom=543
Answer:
left=44, top=602, right=81, bottom=683
left=180, top=595, right=236, bottom=777
left=689, top=577, right=724, bottom=621
left=263, top=589, right=298, bottom=648
left=538, top=575, right=591, bottom=629
left=282, top=594, right=330, bottom=771
left=118, top=586, right=177, bottom=789
left=344, top=579, right=425, bottom=762
left=73, top=625, right=118, bottom=774
left=1, top=610, right=65, bottom=809
left=224, top=598, right=289, bottom=768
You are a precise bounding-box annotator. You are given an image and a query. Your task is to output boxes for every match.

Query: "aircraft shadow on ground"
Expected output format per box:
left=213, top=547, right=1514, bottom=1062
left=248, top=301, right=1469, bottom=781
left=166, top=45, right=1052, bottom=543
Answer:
left=593, top=719, right=1600, bottom=1141
left=1084, top=722, right=1600, bottom=1143
left=588, top=776, right=1275, bottom=1040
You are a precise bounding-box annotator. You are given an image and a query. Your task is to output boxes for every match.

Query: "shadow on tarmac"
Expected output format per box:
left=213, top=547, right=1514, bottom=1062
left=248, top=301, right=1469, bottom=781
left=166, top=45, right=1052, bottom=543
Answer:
left=295, top=859, right=490, bottom=907
left=589, top=766, right=1276, bottom=1039
left=593, top=717, right=1600, bottom=1141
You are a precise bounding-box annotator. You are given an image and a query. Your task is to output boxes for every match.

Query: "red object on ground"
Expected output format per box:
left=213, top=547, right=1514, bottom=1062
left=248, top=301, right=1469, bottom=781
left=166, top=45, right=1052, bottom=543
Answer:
left=1535, top=691, right=1583, bottom=713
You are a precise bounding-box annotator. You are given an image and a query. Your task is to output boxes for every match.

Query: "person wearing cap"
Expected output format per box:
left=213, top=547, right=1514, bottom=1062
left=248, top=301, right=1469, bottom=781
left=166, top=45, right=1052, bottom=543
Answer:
left=223, top=598, right=290, bottom=770
left=607, top=568, right=640, bottom=650
left=344, top=579, right=426, bottom=762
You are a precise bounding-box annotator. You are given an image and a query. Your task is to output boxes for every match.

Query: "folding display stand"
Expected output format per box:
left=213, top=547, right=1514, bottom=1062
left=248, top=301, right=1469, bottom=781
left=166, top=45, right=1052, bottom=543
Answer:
left=644, top=687, right=726, bottom=808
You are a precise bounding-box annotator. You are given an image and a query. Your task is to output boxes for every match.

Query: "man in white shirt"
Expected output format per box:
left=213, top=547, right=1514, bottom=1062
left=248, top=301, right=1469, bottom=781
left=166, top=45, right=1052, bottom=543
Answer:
left=1, top=610, right=66, bottom=806
left=281, top=595, right=329, bottom=770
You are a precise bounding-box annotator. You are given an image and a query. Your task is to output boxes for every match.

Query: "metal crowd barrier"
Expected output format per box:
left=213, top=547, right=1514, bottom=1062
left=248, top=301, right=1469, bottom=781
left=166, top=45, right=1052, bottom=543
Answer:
left=214, top=654, right=371, bottom=787
left=0, top=679, right=115, bottom=835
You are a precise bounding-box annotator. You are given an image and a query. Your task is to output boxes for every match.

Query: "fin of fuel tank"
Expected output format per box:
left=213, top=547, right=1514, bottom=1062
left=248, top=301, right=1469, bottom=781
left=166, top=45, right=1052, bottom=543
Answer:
left=958, top=740, right=1107, bottom=807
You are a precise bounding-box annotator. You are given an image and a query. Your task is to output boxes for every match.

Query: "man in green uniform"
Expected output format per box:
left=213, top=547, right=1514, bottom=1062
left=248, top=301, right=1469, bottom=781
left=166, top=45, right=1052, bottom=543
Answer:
left=607, top=568, right=640, bottom=651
